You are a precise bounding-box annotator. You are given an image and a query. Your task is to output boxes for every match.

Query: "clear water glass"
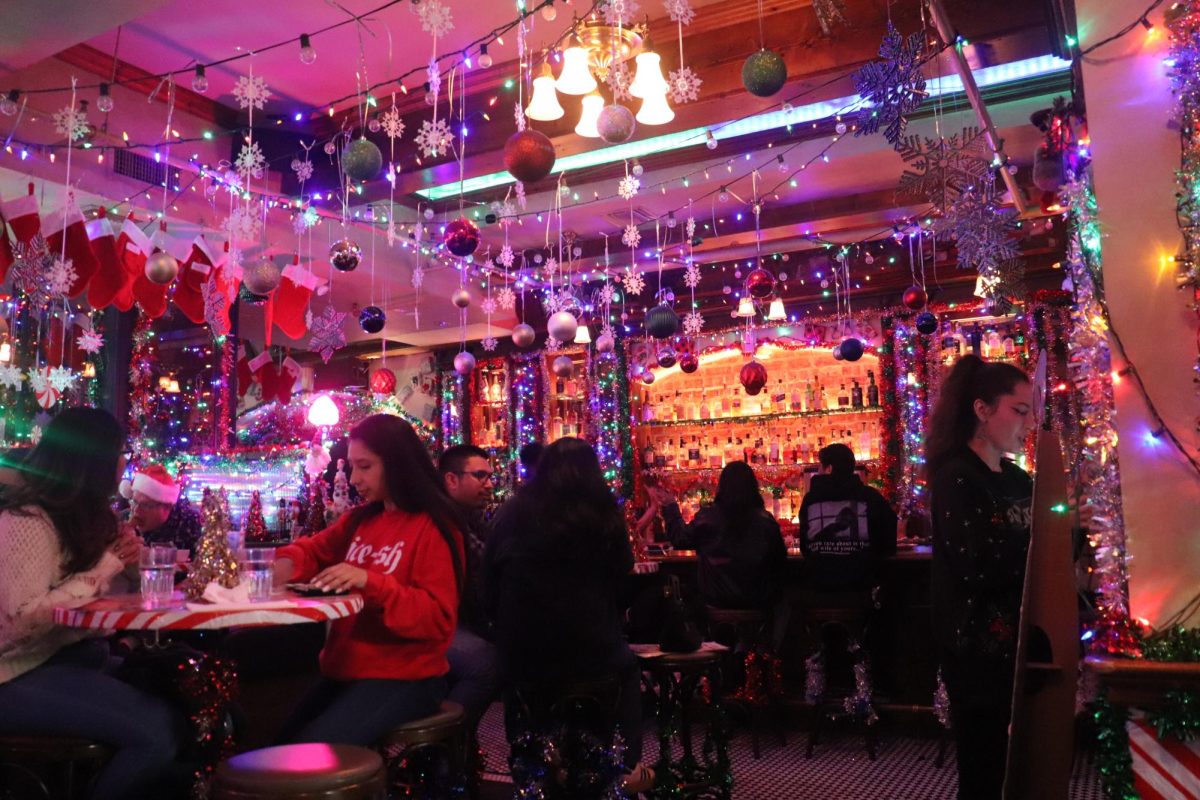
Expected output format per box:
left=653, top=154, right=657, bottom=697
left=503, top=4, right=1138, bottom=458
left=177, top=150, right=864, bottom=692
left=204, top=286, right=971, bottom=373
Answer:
left=139, top=545, right=175, bottom=609
left=241, top=547, right=276, bottom=602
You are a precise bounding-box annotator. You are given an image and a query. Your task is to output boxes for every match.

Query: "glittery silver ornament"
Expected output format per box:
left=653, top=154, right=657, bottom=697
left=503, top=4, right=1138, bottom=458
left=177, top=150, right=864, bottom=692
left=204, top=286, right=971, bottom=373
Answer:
left=552, top=355, right=574, bottom=378
left=453, top=350, right=476, bottom=375
left=243, top=257, right=282, bottom=295
left=597, top=103, right=636, bottom=144
left=595, top=333, right=615, bottom=353
left=342, top=137, right=383, bottom=182
left=511, top=322, right=536, bottom=348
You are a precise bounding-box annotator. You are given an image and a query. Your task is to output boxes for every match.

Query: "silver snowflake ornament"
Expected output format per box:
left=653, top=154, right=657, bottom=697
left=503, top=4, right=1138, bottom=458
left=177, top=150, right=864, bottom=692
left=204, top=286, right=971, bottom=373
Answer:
left=48, top=366, right=76, bottom=393
left=225, top=204, right=262, bottom=242
left=77, top=329, right=104, bottom=354
left=235, top=141, right=266, bottom=181
left=682, top=310, right=705, bottom=337
left=601, top=0, right=640, bottom=27
left=513, top=102, right=527, bottom=133
left=598, top=283, right=616, bottom=306
left=380, top=108, right=405, bottom=140
left=0, top=365, right=22, bottom=391
left=291, top=158, right=314, bottom=183
left=427, top=58, right=442, bottom=99
left=233, top=75, right=271, bottom=111
left=27, top=369, right=51, bottom=396
left=53, top=103, right=91, bottom=142
left=496, top=286, right=517, bottom=310
left=482, top=336, right=498, bottom=352
left=896, top=127, right=991, bottom=212
left=683, top=263, right=701, bottom=289
left=935, top=187, right=1022, bottom=274
left=498, top=244, right=515, bottom=268
left=544, top=257, right=559, bottom=274
left=411, top=264, right=425, bottom=290
left=415, top=118, right=453, bottom=158
left=308, top=305, right=347, bottom=364
left=668, top=67, right=702, bottom=104
left=618, top=174, right=640, bottom=200
left=202, top=273, right=230, bottom=336
left=497, top=202, right=517, bottom=226
left=622, top=268, right=646, bottom=296
left=10, top=236, right=51, bottom=307
left=622, top=224, right=641, bottom=249
left=418, top=0, right=454, bottom=37
left=852, top=23, right=929, bottom=145
left=686, top=216, right=696, bottom=239
left=481, top=297, right=498, bottom=316
left=812, top=0, right=849, bottom=35
left=606, top=62, right=633, bottom=101
left=664, top=0, right=695, bottom=25
left=544, top=336, right=562, bottom=353
left=47, top=257, right=77, bottom=296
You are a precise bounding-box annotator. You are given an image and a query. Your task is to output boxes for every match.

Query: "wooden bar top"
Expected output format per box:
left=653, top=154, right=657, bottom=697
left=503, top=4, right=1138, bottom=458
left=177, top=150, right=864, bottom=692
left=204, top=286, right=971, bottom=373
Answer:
left=640, top=544, right=932, bottom=564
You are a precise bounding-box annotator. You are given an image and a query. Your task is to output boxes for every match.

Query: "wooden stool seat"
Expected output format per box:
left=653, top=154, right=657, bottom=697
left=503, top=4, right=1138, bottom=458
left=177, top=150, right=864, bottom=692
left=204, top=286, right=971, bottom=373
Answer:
left=213, top=743, right=385, bottom=799
left=379, top=701, right=464, bottom=741
left=375, top=702, right=467, bottom=798
left=653, top=648, right=725, bottom=669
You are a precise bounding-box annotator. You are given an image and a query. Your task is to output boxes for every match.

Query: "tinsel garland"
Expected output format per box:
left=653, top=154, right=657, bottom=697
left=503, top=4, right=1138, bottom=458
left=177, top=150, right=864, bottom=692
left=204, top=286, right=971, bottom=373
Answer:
left=933, top=668, right=951, bottom=729
left=893, top=322, right=926, bottom=516
left=733, top=649, right=784, bottom=707
left=508, top=727, right=629, bottom=800
left=214, top=336, right=234, bottom=453
left=590, top=349, right=626, bottom=495
left=876, top=316, right=902, bottom=501
left=127, top=312, right=156, bottom=454
left=804, top=650, right=826, bottom=706
left=1091, top=691, right=1138, bottom=800
left=180, top=654, right=238, bottom=799
left=614, top=340, right=636, bottom=500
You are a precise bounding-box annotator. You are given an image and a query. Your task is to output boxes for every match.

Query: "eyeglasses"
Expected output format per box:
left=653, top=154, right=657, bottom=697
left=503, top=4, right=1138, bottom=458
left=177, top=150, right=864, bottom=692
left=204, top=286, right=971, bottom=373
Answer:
left=457, top=469, right=494, bottom=482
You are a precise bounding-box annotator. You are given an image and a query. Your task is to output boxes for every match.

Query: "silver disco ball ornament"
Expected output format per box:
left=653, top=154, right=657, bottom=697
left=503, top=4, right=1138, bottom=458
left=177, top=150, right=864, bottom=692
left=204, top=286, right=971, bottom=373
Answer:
left=511, top=323, right=536, bottom=348
left=329, top=238, right=362, bottom=272
left=597, top=103, right=636, bottom=144
left=144, top=251, right=179, bottom=285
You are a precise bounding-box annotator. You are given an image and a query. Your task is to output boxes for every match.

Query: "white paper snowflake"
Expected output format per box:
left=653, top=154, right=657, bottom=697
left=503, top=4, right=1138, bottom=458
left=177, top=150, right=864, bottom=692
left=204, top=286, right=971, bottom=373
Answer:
left=598, top=283, right=616, bottom=306
left=291, top=158, right=314, bottom=182
left=513, top=101, right=527, bottom=133
left=682, top=310, right=705, bottom=337
left=498, top=244, right=515, bottom=268
left=664, top=0, right=696, bottom=25
left=27, top=369, right=50, bottom=396
left=308, top=305, right=347, bottom=364
left=386, top=219, right=397, bottom=247
left=293, top=206, right=317, bottom=237
left=481, top=297, right=498, bottom=315
left=76, top=329, right=104, bottom=354
left=225, top=205, right=262, bottom=242
left=47, top=257, right=76, bottom=296
left=418, top=0, right=454, bottom=36
left=48, top=366, right=76, bottom=393
left=233, top=75, right=271, bottom=111
left=0, top=365, right=23, bottom=390
left=235, top=141, right=266, bottom=181
left=497, top=202, right=517, bottom=226
left=482, top=336, right=498, bottom=352
left=220, top=169, right=243, bottom=195
left=600, top=322, right=616, bottom=340
left=686, top=216, right=696, bottom=239
left=202, top=273, right=230, bottom=336
left=669, top=66, right=703, bottom=104
left=411, top=264, right=425, bottom=290
left=415, top=118, right=453, bottom=158
left=53, top=104, right=90, bottom=142
left=606, top=62, right=633, bottom=101
left=622, top=224, right=641, bottom=249
left=427, top=58, right=442, bottom=99
left=380, top=108, right=405, bottom=139
left=622, top=269, right=646, bottom=295
left=601, top=0, right=640, bottom=26
left=544, top=257, right=558, bottom=274
left=618, top=174, right=641, bottom=200
left=683, top=263, right=701, bottom=289
left=496, top=287, right=518, bottom=312
left=544, top=336, right=562, bottom=353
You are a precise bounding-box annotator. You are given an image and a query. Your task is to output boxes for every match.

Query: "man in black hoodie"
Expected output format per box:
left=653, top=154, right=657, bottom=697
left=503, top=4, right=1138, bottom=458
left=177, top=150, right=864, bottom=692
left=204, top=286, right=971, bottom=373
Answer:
left=798, top=443, right=897, bottom=594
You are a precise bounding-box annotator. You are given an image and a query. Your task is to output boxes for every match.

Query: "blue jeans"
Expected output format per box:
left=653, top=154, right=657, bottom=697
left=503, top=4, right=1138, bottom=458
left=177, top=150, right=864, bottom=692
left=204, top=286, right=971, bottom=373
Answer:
left=0, top=641, right=186, bottom=800
left=446, top=627, right=501, bottom=732
left=280, top=675, right=446, bottom=745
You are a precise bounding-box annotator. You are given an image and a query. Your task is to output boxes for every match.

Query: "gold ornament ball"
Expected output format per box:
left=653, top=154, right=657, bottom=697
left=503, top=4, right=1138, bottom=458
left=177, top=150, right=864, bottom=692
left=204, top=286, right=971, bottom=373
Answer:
left=145, top=251, right=179, bottom=285
left=451, top=288, right=472, bottom=309
left=243, top=257, right=282, bottom=295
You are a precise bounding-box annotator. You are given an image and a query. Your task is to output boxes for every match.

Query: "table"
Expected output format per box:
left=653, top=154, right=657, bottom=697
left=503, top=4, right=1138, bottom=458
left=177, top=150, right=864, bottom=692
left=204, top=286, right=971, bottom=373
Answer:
left=53, top=592, right=363, bottom=632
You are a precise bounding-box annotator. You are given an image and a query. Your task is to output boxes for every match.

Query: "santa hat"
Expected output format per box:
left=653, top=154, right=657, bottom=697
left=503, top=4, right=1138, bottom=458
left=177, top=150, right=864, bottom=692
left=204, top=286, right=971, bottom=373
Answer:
left=119, top=464, right=181, bottom=505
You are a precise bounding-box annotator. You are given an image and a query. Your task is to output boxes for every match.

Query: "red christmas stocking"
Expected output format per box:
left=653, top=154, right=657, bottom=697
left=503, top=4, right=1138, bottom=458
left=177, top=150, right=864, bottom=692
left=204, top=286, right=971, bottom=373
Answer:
left=0, top=207, right=14, bottom=282
left=114, top=218, right=152, bottom=312
left=85, top=213, right=123, bottom=309
left=2, top=189, right=41, bottom=246
left=175, top=236, right=216, bottom=324
left=130, top=228, right=173, bottom=319
left=237, top=345, right=254, bottom=398
left=273, top=261, right=321, bottom=340
left=276, top=357, right=302, bottom=405
left=248, top=351, right=277, bottom=403
left=43, top=199, right=101, bottom=297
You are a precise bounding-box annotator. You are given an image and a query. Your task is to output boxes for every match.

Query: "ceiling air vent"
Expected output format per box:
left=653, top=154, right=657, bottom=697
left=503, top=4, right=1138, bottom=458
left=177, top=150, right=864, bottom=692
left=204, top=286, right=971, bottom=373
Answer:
left=113, top=149, right=169, bottom=186
left=604, top=206, right=656, bottom=228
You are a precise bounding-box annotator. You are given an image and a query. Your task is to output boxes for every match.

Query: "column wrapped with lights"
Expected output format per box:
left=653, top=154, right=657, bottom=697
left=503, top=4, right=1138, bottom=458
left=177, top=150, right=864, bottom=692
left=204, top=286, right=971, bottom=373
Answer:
left=438, top=367, right=466, bottom=449
left=589, top=344, right=625, bottom=495
left=127, top=312, right=156, bottom=455
left=1063, top=172, right=1132, bottom=654
left=877, top=316, right=902, bottom=503
left=891, top=321, right=928, bottom=516
left=511, top=350, right=545, bottom=459
left=614, top=333, right=636, bottom=498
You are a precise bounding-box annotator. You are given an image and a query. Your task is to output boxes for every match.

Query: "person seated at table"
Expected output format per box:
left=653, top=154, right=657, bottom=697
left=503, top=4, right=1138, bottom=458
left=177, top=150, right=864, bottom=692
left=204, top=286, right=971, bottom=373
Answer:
left=0, top=408, right=188, bottom=800
left=797, top=443, right=897, bottom=597
left=486, top=437, right=654, bottom=794
left=120, top=463, right=201, bottom=555
left=274, top=414, right=465, bottom=745
left=654, top=461, right=787, bottom=616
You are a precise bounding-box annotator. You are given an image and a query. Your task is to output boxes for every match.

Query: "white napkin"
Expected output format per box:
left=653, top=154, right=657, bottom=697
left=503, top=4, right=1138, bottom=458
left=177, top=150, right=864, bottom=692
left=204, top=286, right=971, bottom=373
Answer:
left=184, top=580, right=298, bottom=611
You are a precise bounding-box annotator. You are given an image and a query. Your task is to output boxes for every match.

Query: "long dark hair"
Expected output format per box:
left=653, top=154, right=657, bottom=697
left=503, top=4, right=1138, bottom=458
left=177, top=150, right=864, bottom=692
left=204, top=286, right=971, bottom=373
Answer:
left=522, top=437, right=625, bottom=555
left=342, top=414, right=464, bottom=587
left=713, top=460, right=765, bottom=523
left=0, top=408, right=125, bottom=573
left=924, top=354, right=1030, bottom=477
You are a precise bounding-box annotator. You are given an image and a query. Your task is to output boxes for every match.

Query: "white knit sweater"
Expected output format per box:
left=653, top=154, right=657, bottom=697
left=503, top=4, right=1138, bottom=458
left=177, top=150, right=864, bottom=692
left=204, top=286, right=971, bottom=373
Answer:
left=0, top=506, right=123, bottom=683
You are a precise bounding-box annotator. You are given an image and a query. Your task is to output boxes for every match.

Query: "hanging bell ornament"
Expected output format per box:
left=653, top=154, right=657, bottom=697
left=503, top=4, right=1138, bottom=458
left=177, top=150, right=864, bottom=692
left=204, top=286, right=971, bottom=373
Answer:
left=552, top=355, right=574, bottom=378
left=329, top=239, right=362, bottom=272
left=145, top=251, right=179, bottom=285
left=511, top=322, right=537, bottom=348
left=453, top=350, right=476, bottom=376
left=451, top=288, right=472, bottom=309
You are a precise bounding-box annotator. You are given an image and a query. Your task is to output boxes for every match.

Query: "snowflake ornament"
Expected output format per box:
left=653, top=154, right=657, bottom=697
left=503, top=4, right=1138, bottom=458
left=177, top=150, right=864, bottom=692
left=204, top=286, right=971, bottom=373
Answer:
left=225, top=204, right=262, bottom=242
left=683, top=263, right=702, bottom=289
left=601, top=0, right=640, bottom=27
left=415, top=118, right=453, bottom=158
left=10, top=236, right=51, bottom=307
left=417, top=0, right=454, bottom=37
left=0, top=365, right=23, bottom=390
left=235, top=141, right=266, bottom=181
left=202, top=273, right=230, bottom=336
left=621, top=268, right=646, bottom=296
left=53, top=103, right=90, bottom=142
left=514, top=181, right=527, bottom=209
left=618, top=174, right=640, bottom=200
left=664, top=0, right=695, bottom=25
left=496, top=286, right=517, bottom=311
left=498, top=244, right=515, bottom=268
left=27, top=369, right=50, bottom=396
left=544, top=336, right=562, bottom=353
left=622, top=224, right=641, bottom=249
left=411, top=264, right=425, bottom=290
left=427, top=58, right=442, bottom=99
left=482, top=336, right=498, bottom=352
left=291, top=158, right=314, bottom=183
left=668, top=67, right=703, bottom=104
left=480, top=297, right=498, bottom=316
left=47, top=257, right=76, bottom=296
left=934, top=187, right=1022, bottom=274
left=685, top=217, right=696, bottom=240
left=598, top=283, right=616, bottom=306
left=48, top=366, right=76, bottom=393
left=852, top=23, right=929, bottom=145
left=77, top=328, right=104, bottom=354
left=380, top=108, right=405, bottom=140
left=682, top=310, right=705, bottom=337
left=293, top=206, right=319, bottom=236
left=497, top=202, right=517, bottom=226
left=606, top=62, right=633, bottom=101
left=232, top=75, right=271, bottom=111
left=896, top=127, right=991, bottom=212
left=544, top=257, right=559, bottom=275
left=812, top=0, right=850, bottom=36
left=514, top=102, right=527, bottom=133
left=308, top=305, right=347, bottom=364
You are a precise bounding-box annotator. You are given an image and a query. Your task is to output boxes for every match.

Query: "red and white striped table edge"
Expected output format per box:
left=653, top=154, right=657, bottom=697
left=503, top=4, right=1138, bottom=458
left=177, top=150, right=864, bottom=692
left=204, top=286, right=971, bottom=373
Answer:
left=53, top=593, right=363, bottom=631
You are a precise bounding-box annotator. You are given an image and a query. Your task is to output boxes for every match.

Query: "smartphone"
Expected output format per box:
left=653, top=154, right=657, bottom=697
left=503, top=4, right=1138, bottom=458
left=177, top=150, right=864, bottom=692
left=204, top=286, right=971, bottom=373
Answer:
left=286, top=582, right=349, bottom=597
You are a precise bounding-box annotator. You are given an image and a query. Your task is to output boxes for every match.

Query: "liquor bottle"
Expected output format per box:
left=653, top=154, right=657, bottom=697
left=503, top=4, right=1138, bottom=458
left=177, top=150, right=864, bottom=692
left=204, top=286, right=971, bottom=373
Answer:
left=941, top=323, right=960, bottom=366
left=867, top=370, right=880, bottom=408
left=688, top=437, right=702, bottom=468
left=566, top=408, right=578, bottom=437
left=674, top=391, right=685, bottom=422
left=700, top=391, right=711, bottom=420
left=721, top=394, right=732, bottom=417
left=805, top=380, right=818, bottom=412
left=773, top=379, right=788, bottom=409
left=724, top=436, right=737, bottom=465
left=851, top=380, right=864, bottom=409
left=552, top=405, right=564, bottom=440
left=791, top=384, right=804, bottom=413
left=858, top=423, right=873, bottom=460
left=663, top=439, right=676, bottom=470
left=986, top=331, right=1002, bottom=359
left=1002, top=334, right=1016, bottom=357
left=838, top=383, right=850, bottom=408
left=555, top=375, right=565, bottom=396
left=642, top=442, right=655, bottom=470
left=709, top=437, right=723, bottom=469
left=758, top=391, right=770, bottom=415
left=732, top=394, right=743, bottom=416
left=769, top=434, right=781, bottom=464
left=686, top=392, right=699, bottom=421
left=565, top=370, right=577, bottom=398
left=799, top=434, right=812, bottom=463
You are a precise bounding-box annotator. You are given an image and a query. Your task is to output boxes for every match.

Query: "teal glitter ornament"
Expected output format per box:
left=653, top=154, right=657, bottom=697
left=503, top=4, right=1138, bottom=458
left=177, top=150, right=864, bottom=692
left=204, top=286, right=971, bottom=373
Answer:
left=342, top=137, right=383, bottom=182
left=742, top=50, right=787, bottom=98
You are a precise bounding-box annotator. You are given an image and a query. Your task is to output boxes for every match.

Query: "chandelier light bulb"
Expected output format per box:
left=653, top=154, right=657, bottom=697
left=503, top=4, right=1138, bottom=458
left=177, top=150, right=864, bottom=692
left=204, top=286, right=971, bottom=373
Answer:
left=705, top=129, right=718, bottom=150
left=299, top=33, right=317, bottom=65
left=629, top=50, right=669, bottom=99
left=557, top=40, right=598, bottom=95
left=635, top=88, right=674, bottom=126
left=631, top=159, right=644, bottom=177
left=574, top=92, right=604, bottom=138
left=526, top=63, right=565, bottom=121
left=96, top=83, right=114, bottom=113
left=191, top=65, right=209, bottom=94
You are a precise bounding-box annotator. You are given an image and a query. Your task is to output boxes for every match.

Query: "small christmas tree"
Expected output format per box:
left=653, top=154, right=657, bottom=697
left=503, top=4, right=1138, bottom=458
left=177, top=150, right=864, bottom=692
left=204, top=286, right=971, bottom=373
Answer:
left=244, top=490, right=270, bottom=544
left=306, top=480, right=327, bottom=536
left=184, top=487, right=240, bottom=600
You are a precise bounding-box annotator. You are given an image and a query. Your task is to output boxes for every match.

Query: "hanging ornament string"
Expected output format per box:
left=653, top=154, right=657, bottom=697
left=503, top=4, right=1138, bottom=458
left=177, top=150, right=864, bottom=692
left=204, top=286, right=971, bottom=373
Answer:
left=56, top=79, right=80, bottom=367
left=756, top=0, right=766, bottom=50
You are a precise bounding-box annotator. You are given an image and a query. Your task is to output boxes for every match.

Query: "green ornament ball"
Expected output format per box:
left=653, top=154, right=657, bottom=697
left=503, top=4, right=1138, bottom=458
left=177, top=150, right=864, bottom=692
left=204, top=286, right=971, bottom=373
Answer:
left=742, top=49, right=787, bottom=98
left=342, top=137, right=383, bottom=182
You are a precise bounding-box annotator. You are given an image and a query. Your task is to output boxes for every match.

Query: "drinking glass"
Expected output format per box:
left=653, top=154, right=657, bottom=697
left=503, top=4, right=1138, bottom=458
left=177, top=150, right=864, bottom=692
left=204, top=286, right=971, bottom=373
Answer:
left=241, top=547, right=276, bottom=602
left=139, top=545, right=176, bottom=609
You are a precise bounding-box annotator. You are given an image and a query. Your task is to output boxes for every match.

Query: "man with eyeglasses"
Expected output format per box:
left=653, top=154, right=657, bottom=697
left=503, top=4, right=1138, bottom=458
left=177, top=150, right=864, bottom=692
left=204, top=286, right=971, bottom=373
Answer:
left=437, top=445, right=501, bottom=744
left=120, top=464, right=200, bottom=554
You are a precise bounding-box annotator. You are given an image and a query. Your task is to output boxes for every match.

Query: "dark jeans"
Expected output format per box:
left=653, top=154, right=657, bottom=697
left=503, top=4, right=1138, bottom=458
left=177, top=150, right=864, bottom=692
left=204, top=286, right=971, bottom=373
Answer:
left=280, top=675, right=446, bottom=746
left=942, top=652, right=1014, bottom=800
left=446, top=626, right=501, bottom=734
left=0, top=640, right=187, bottom=800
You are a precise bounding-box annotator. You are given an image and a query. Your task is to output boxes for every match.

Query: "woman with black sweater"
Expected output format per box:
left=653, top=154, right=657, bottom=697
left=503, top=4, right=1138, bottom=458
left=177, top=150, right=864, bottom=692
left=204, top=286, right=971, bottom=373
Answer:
left=926, top=355, right=1036, bottom=800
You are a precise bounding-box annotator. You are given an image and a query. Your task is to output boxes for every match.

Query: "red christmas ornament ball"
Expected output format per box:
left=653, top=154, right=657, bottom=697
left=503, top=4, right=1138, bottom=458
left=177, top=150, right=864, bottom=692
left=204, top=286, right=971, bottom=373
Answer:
left=744, top=267, right=776, bottom=299
left=503, top=129, right=557, bottom=184
left=902, top=284, right=927, bottom=310
left=370, top=368, right=397, bottom=394
left=679, top=351, right=699, bottom=374
left=740, top=359, right=768, bottom=395
left=444, top=217, right=481, bottom=258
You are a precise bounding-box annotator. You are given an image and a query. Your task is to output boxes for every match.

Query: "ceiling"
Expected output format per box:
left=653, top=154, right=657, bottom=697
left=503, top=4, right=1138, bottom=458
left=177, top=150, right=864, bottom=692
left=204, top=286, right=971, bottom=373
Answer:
left=0, top=0, right=1071, bottom=355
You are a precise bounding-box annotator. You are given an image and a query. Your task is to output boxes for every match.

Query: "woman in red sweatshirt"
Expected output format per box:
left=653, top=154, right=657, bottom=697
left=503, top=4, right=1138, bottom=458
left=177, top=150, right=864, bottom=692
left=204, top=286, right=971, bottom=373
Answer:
left=274, top=414, right=464, bottom=745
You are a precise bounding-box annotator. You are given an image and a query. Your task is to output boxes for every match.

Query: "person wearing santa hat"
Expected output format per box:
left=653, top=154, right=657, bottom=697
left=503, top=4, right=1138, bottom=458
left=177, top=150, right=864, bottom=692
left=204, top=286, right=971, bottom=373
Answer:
left=121, top=464, right=200, bottom=555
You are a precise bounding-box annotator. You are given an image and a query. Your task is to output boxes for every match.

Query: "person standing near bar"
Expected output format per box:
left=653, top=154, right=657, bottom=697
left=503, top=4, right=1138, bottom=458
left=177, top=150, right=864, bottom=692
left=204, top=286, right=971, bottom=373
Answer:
left=926, top=355, right=1035, bottom=800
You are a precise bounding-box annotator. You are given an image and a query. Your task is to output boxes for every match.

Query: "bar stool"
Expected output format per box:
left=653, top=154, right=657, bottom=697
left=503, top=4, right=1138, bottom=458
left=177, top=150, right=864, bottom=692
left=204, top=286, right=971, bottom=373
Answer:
left=638, top=646, right=732, bottom=800
left=0, top=735, right=110, bottom=800
left=705, top=607, right=787, bottom=759
left=375, top=701, right=468, bottom=799
left=801, top=601, right=878, bottom=761
left=212, top=743, right=386, bottom=799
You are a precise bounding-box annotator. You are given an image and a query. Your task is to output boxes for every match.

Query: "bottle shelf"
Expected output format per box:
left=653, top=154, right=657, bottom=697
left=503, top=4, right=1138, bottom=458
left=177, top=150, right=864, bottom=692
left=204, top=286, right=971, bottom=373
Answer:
left=644, top=458, right=881, bottom=476
left=640, top=405, right=883, bottom=429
